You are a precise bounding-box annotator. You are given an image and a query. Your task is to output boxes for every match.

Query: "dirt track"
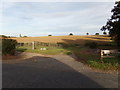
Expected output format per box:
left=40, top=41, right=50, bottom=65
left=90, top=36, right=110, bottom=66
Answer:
left=2, top=52, right=118, bottom=88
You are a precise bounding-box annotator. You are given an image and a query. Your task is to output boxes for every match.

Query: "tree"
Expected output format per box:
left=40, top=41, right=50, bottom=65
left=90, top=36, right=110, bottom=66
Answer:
left=103, top=31, right=107, bottom=35
left=95, top=33, right=99, bottom=35
left=86, top=33, right=89, bottom=35
left=101, top=1, right=120, bottom=46
left=48, top=34, right=52, bottom=36
left=69, top=33, right=73, bottom=36
left=23, top=36, right=27, bottom=37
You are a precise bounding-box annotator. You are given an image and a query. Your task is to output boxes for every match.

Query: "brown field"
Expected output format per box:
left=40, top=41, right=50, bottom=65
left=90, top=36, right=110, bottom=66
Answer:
left=10, top=35, right=112, bottom=44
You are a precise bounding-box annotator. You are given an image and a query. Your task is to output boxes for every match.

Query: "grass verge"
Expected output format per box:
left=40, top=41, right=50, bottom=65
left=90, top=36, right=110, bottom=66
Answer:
left=73, top=47, right=119, bottom=71
left=16, top=44, right=120, bottom=71
left=87, top=58, right=119, bottom=70
left=16, top=46, right=68, bottom=55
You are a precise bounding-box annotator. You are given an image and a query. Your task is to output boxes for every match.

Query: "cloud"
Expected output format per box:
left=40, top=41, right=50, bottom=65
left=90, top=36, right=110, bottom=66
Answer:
left=1, top=2, right=115, bottom=36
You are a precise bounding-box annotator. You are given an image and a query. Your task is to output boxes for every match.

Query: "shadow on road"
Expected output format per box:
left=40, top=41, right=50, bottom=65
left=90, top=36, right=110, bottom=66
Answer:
left=3, top=56, right=103, bottom=88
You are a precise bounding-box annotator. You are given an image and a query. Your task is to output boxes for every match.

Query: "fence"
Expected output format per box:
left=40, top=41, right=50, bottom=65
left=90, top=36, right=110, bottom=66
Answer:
left=17, top=41, right=63, bottom=49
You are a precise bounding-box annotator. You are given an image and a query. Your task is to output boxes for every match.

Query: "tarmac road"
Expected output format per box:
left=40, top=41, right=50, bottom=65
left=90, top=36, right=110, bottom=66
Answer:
left=2, top=52, right=119, bottom=88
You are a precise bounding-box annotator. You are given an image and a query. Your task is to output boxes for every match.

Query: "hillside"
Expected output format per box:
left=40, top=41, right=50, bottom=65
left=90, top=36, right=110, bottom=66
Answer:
left=10, top=35, right=112, bottom=45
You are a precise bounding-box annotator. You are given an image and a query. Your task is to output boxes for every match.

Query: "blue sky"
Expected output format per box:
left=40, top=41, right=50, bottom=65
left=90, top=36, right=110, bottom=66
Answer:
left=1, top=2, right=115, bottom=37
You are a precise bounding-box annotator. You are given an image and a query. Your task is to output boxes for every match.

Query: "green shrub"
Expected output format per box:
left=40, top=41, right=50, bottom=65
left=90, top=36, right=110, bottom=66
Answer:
left=85, top=42, right=98, bottom=49
left=2, top=39, right=17, bottom=55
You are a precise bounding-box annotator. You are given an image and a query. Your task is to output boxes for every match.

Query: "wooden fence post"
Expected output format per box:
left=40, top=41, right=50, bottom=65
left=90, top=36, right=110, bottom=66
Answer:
left=101, top=50, right=104, bottom=63
left=32, top=41, right=35, bottom=50
left=20, top=43, right=21, bottom=46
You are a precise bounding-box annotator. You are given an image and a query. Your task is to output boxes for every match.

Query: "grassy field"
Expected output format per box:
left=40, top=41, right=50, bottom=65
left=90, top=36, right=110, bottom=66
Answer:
left=16, top=46, right=69, bottom=55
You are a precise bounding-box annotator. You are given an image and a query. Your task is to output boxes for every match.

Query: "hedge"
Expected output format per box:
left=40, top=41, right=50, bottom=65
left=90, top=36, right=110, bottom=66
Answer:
left=2, top=39, right=17, bottom=55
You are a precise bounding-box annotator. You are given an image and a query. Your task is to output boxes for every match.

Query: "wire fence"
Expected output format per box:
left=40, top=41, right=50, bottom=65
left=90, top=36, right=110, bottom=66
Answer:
left=17, top=41, right=63, bottom=49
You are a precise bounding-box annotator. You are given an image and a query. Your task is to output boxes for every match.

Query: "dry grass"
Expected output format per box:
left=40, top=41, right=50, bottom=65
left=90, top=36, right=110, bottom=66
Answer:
left=10, top=35, right=112, bottom=44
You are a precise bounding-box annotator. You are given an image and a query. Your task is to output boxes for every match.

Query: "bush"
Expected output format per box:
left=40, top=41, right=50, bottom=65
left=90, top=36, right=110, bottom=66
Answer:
left=0, top=35, right=8, bottom=38
left=23, top=36, right=27, bottom=37
left=2, top=39, right=17, bottom=55
left=69, top=33, right=73, bottom=36
left=48, top=35, right=52, bottom=36
left=86, top=33, right=89, bottom=35
left=103, top=31, right=107, bottom=35
left=95, top=33, right=99, bottom=35
left=85, top=42, right=98, bottom=49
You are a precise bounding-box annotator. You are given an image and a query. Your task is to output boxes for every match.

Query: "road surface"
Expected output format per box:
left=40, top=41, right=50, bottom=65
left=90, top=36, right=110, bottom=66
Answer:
left=2, top=52, right=119, bottom=88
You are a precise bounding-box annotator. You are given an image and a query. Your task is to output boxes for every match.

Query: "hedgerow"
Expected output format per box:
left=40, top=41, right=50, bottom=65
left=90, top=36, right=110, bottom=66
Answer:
left=2, top=39, right=17, bottom=55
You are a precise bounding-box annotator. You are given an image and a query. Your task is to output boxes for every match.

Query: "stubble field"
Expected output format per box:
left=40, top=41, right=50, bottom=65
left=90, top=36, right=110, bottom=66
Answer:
left=11, top=35, right=112, bottom=45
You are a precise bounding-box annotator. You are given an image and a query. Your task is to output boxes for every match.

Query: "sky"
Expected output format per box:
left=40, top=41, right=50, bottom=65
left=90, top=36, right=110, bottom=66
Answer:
left=0, top=1, right=115, bottom=37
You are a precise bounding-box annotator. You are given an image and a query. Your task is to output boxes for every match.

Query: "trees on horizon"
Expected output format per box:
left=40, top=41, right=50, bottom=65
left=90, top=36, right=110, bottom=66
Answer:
left=103, top=31, right=107, bottom=35
left=95, top=33, right=99, bottom=35
left=69, top=33, right=73, bottom=36
left=86, top=33, right=89, bottom=35
left=48, top=34, right=52, bottom=36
